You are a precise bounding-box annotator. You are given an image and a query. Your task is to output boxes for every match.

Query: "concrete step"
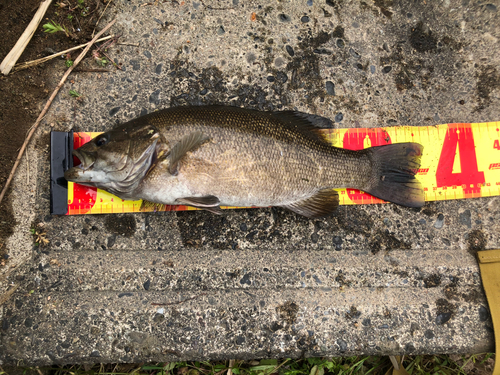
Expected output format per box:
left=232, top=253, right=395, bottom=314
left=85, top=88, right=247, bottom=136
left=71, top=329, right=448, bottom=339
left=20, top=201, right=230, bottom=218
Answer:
left=0, top=247, right=493, bottom=365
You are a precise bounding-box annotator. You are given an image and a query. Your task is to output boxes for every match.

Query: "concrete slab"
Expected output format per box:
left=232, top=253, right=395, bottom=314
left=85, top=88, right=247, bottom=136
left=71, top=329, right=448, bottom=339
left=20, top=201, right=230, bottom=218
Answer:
left=1, top=0, right=499, bottom=366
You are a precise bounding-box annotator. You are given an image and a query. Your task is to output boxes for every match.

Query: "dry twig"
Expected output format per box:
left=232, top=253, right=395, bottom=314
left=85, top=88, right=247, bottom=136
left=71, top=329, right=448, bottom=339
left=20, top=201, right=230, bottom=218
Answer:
left=13, top=35, right=113, bottom=72
left=93, top=0, right=114, bottom=37
left=118, top=42, right=140, bottom=47
left=0, top=0, right=53, bottom=75
left=0, top=19, right=117, bottom=206
left=227, top=360, right=235, bottom=375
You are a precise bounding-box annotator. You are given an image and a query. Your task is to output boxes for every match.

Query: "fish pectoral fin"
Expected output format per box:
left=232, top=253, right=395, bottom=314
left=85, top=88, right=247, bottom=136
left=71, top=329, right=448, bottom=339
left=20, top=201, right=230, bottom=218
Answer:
left=169, top=131, right=209, bottom=175
left=177, top=196, right=222, bottom=215
left=281, top=189, right=339, bottom=218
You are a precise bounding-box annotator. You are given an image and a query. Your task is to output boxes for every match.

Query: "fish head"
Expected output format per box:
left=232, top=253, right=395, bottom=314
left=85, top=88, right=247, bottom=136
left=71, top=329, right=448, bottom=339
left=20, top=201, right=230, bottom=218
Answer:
left=64, top=123, right=161, bottom=198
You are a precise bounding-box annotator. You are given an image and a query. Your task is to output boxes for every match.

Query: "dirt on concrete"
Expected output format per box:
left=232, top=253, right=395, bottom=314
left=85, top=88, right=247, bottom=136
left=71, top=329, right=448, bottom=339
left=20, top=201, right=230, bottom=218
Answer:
left=0, top=0, right=104, bottom=263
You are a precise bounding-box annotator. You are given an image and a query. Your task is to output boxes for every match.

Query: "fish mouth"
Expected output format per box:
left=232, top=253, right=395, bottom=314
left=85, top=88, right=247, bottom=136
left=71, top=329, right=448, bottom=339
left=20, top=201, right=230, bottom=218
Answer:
left=72, top=148, right=95, bottom=170
left=64, top=148, right=96, bottom=183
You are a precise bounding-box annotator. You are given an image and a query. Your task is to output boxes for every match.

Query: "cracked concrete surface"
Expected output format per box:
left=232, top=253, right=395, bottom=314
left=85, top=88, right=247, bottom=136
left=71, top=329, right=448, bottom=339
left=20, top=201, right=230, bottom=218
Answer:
left=1, top=0, right=499, bottom=366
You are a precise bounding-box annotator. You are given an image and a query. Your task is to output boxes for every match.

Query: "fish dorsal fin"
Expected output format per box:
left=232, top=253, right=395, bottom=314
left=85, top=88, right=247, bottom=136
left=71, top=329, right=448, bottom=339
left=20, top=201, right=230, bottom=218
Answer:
left=169, top=131, right=208, bottom=175
left=271, top=111, right=335, bottom=145
left=281, top=189, right=339, bottom=218
left=177, top=196, right=222, bottom=214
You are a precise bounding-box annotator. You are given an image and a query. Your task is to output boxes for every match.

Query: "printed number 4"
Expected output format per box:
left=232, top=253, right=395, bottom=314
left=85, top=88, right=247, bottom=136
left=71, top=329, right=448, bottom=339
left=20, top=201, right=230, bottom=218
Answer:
left=494, top=139, right=500, bottom=150
left=436, top=125, right=485, bottom=193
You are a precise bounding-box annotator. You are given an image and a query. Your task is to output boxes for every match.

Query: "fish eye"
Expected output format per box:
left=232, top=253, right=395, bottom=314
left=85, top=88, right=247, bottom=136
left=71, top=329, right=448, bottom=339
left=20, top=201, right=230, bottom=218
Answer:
left=96, top=135, right=109, bottom=146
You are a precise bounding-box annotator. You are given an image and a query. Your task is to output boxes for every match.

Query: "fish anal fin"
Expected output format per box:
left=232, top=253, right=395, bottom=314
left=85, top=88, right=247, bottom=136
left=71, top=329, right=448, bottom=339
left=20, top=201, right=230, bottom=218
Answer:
left=281, top=189, right=339, bottom=218
left=177, top=196, right=222, bottom=215
left=169, top=131, right=209, bottom=175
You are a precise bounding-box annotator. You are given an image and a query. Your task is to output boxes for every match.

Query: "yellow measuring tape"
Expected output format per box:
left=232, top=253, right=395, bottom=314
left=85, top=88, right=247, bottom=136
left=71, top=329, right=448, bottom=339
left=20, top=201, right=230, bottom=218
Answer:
left=66, top=121, right=500, bottom=214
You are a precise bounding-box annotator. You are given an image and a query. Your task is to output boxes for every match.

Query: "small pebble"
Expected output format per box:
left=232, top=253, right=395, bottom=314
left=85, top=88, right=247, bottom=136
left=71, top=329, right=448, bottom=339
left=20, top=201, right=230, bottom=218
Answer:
left=301, top=16, right=310, bottom=23
left=435, top=312, right=452, bottom=325
left=337, top=339, right=347, bottom=352
left=279, top=14, right=291, bottom=22
left=325, top=81, right=335, bottom=95
left=336, top=39, right=345, bottom=48
left=350, top=48, right=361, bottom=59
left=109, top=107, right=121, bottom=116
left=332, top=236, right=343, bottom=250
left=459, top=210, right=471, bottom=228
left=382, top=66, right=392, bottom=73
left=217, top=26, right=225, bottom=35
left=267, top=76, right=275, bottom=82
left=479, top=306, right=489, bottom=321
left=335, top=113, right=343, bottom=122
left=311, top=233, right=319, bottom=243
left=149, top=89, right=161, bottom=105
left=434, top=214, right=444, bottom=229
left=286, top=45, right=295, bottom=57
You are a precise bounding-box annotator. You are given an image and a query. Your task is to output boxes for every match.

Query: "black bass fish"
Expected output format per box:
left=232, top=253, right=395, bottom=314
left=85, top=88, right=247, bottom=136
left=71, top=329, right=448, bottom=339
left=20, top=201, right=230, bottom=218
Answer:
left=64, top=106, right=424, bottom=218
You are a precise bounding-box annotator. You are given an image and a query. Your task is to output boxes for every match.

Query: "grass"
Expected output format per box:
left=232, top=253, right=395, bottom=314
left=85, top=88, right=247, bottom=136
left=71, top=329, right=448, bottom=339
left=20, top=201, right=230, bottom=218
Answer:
left=2, top=354, right=494, bottom=375
left=42, top=20, right=70, bottom=37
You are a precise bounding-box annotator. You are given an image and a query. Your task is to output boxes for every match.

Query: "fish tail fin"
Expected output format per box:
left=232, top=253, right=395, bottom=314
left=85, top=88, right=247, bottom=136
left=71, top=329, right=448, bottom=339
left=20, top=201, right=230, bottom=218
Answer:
left=363, top=142, right=424, bottom=208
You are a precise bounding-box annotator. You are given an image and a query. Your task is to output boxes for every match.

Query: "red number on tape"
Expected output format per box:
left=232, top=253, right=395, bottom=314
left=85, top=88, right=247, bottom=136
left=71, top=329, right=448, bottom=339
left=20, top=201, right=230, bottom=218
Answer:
left=494, top=139, right=500, bottom=150
left=436, top=124, right=485, bottom=196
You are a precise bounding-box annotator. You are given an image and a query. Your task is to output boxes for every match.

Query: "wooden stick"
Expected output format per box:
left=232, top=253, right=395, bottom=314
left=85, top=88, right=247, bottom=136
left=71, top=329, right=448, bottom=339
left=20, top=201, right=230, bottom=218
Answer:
left=227, top=360, right=235, bottom=375
left=0, top=0, right=53, bottom=75
left=0, top=19, right=116, bottom=206
left=92, top=0, right=114, bottom=37
left=13, top=35, right=113, bottom=72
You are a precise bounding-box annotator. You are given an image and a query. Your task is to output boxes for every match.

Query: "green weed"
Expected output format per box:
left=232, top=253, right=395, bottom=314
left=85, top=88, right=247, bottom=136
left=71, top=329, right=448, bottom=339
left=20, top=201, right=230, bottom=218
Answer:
left=42, top=20, right=70, bottom=37
left=5, top=354, right=495, bottom=375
